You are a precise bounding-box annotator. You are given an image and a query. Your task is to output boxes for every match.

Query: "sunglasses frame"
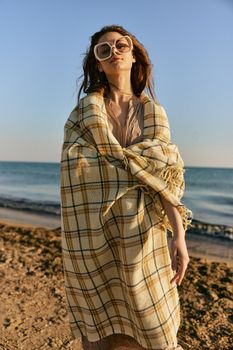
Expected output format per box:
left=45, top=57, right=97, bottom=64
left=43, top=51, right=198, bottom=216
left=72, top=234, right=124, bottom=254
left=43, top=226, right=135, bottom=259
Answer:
left=94, top=35, right=133, bottom=62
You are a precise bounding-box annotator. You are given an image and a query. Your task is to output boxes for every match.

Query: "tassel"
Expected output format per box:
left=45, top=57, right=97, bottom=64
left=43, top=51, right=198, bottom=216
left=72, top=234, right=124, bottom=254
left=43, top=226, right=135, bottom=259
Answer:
left=156, top=166, right=185, bottom=197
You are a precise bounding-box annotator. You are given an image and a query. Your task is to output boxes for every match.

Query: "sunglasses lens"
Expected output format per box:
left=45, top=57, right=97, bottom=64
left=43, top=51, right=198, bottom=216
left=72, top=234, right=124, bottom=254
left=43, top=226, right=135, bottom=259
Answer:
left=115, top=37, right=131, bottom=53
left=95, top=36, right=132, bottom=60
left=96, top=43, right=111, bottom=60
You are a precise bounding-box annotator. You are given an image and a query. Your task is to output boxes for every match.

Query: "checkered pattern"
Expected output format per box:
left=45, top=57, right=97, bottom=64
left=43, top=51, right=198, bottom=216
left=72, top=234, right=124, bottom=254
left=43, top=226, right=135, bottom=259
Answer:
left=60, top=92, right=192, bottom=349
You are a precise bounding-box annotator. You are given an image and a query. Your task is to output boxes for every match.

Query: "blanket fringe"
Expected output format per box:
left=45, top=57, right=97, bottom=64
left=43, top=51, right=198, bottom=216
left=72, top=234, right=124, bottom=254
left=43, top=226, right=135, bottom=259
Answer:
left=141, top=164, right=193, bottom=234
left=156, top=165, right=185, bottom=194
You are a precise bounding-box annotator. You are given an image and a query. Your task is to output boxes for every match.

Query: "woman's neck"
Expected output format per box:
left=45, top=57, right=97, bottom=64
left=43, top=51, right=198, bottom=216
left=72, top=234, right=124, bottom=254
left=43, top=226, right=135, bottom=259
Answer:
left=107, top=76, right=134, bottom=104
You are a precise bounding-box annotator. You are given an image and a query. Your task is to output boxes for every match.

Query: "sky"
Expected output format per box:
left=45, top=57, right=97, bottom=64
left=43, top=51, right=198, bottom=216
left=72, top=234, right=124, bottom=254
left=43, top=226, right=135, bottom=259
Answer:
left=0, top=0, right=232, bottom=167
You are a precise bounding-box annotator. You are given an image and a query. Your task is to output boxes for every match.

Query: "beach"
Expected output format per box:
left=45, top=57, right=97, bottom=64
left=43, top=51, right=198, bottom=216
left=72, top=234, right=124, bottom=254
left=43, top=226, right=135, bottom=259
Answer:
left=0, top=213, right=232, bottom=350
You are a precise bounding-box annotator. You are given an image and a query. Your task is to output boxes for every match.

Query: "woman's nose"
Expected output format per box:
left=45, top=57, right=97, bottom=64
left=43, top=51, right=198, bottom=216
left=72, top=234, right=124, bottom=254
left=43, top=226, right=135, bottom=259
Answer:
left=112, top=46, right=119, bottom=55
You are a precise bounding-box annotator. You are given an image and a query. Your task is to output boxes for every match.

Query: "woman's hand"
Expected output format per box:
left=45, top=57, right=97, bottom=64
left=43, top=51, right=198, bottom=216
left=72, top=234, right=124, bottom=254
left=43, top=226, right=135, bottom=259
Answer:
left=158, top=195, right=190, bottom=285
left=169, top=234, right=190, bottom=286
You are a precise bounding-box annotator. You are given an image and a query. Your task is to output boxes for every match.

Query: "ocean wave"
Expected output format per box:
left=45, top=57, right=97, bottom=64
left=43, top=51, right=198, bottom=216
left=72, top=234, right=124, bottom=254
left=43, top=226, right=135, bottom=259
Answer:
left=189, top=219, right=233, bottom=241
left=0, top=196, right=60, bottom=216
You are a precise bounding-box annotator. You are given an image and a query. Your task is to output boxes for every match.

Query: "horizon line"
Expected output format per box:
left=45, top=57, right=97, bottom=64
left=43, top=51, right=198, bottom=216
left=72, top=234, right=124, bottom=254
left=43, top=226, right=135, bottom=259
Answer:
left=0, top=159, right=232, bottom=169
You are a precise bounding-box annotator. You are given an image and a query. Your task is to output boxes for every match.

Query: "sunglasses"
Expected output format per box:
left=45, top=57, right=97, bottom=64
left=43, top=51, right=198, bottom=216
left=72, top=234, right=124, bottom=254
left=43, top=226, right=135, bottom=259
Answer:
left=94, top=35, right=133, bottom=62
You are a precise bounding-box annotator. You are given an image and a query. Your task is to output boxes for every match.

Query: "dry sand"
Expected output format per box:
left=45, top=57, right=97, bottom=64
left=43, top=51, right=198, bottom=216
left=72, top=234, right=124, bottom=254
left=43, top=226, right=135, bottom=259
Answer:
left=0, top=220, right=232, bottom=350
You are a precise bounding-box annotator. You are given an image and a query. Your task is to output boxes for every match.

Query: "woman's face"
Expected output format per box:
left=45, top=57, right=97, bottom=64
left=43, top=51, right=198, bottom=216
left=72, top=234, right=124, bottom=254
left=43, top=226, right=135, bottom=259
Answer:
left=95, top=31, right=136, bottom=77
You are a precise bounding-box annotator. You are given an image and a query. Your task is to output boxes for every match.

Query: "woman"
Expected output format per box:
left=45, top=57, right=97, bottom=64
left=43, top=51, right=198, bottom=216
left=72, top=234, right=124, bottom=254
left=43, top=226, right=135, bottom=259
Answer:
left=60, top=24, right=192, bottom=350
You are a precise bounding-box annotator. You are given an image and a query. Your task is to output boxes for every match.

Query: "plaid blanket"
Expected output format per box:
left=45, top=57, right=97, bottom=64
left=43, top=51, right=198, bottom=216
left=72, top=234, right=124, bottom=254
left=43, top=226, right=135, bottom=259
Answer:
left=60, top=92, right=192, bottom=349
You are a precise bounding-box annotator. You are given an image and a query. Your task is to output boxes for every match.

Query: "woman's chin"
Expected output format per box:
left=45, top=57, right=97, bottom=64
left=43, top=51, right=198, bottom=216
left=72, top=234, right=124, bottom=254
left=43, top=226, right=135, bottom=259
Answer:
left=106, top=64, right=132, bottom=74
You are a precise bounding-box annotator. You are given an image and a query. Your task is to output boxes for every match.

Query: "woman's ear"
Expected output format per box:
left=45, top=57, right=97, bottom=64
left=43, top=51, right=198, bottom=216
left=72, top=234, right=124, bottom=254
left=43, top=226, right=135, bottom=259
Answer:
left=98, top=64, right=103, bottom=72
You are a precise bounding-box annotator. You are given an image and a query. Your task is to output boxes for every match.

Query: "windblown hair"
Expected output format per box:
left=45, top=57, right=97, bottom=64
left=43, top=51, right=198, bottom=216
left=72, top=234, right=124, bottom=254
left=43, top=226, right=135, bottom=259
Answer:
left=77, top=24, right=158, bottom=103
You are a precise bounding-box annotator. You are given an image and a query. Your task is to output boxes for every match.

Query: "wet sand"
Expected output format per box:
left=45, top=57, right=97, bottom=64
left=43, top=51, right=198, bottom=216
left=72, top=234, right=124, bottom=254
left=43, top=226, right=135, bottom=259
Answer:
left=0, top=207, right=60, bottom=229
left=0, top=215, right=233, bottom=349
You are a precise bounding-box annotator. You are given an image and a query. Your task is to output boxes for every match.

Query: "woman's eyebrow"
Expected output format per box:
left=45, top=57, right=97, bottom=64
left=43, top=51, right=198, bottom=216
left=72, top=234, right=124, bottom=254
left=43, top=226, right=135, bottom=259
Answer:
left=99, top=37, right=121, bottom=44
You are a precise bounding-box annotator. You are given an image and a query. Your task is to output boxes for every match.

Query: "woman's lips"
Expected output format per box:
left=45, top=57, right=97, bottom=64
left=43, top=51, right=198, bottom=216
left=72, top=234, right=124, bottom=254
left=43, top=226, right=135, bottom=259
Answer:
left=110, top=57, right=122, bottom=63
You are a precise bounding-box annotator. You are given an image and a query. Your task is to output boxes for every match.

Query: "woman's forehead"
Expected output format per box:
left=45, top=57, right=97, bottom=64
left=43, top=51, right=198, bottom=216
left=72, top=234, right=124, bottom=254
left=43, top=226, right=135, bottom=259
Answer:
left=97, top=32, right=124, bottom=44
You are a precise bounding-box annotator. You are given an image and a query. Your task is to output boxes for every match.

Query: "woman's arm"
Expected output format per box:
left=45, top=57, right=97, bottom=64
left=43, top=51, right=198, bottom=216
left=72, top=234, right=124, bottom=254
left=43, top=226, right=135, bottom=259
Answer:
left=159, top=196, right=185, bottom=238
left=159, top=195, right=190, bottom=286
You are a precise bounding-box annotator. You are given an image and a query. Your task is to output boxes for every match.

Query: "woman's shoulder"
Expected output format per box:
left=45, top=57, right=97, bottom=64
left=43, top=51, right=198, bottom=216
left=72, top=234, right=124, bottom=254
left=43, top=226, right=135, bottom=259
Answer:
left=77, top=92, right=104, bottom=107
left=65, top=92, right=104, bottom=126
left=140, top=91, right=163, bottom=106
left=140, top=91, right=167, bottom=115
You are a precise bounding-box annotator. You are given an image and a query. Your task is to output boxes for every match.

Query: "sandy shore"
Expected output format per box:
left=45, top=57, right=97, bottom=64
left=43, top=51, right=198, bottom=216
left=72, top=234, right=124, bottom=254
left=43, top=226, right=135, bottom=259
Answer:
left=0, top=219, right=233, bottom=349
left=0, top=207, right=232, bottom=265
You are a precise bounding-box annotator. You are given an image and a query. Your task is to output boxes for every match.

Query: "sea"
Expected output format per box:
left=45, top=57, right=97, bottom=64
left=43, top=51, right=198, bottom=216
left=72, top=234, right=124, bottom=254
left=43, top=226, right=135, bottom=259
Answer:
left=0, top=161, right=232, bottom=237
